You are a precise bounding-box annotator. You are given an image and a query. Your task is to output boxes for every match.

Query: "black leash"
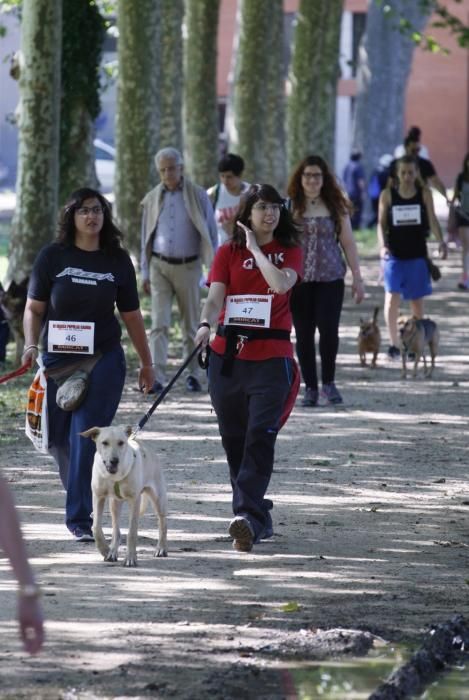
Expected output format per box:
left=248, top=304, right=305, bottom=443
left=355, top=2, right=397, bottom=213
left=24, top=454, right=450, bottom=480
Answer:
left=131, top=343, right=205, bottom=438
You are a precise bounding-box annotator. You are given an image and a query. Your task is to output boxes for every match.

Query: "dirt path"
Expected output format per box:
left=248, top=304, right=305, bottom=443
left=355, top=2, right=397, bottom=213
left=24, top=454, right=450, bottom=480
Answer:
left=1, top=248, right=468, bottom=699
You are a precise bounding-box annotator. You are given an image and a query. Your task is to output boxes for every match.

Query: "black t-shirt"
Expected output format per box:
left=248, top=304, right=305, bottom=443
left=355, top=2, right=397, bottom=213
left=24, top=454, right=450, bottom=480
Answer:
left=389, top=156, right=436, bottom=183
left=387, top=188, right=428, bottom=260
left=28, top=243, right=140, bottom=366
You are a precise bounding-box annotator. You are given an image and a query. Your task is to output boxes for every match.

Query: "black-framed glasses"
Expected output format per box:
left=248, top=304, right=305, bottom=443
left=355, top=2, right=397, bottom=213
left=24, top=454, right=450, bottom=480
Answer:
left=76, top=206, right=104, bottom=216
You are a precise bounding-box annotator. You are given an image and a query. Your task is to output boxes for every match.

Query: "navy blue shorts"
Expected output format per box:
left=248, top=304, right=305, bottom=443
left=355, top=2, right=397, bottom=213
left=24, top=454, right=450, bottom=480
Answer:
left=383, top=256, right=432, bottom=300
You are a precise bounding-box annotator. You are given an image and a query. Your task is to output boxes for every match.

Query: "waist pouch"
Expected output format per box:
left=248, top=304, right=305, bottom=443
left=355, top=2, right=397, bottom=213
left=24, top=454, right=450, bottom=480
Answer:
left=216, top=324, right=290, bottom=376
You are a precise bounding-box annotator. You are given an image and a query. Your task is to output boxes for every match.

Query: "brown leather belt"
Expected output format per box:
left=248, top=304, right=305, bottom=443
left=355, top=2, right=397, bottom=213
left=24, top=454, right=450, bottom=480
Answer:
left=152, top=252, right=198, bottom=265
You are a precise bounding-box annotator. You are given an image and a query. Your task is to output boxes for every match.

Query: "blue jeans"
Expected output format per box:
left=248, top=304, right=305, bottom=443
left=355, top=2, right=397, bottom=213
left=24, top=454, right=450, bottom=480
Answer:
left=208, top=352, right=293, bottom=540
left=47, top=345, right=126, bottom=532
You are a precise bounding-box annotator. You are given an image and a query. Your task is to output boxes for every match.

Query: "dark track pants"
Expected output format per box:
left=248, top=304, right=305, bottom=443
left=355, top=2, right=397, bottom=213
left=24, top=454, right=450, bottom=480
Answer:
left=208, top=352, right=293, bottom=540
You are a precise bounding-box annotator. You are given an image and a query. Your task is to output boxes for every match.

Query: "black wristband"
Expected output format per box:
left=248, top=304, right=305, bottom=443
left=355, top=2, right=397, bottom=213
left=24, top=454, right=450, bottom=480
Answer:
left=197, top=322, right=211, bottom=330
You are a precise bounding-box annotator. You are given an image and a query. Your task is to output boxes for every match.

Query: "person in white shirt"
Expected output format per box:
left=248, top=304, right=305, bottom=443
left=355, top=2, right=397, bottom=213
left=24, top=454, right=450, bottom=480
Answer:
left=207, top=153, right=250, bottom=245
left=394, top=125, right=430, bottom=160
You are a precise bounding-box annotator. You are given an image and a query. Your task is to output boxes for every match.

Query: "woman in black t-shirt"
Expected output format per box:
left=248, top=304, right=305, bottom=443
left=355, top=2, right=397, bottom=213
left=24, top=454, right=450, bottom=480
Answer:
left=377, top=156, right=447, bottom=359
left=22, top=188, right=155, bottom=542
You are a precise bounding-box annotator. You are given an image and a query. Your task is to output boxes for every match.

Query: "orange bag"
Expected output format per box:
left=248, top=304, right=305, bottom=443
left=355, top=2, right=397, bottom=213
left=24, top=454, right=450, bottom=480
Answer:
left=25, top=364, right=48, bottom=454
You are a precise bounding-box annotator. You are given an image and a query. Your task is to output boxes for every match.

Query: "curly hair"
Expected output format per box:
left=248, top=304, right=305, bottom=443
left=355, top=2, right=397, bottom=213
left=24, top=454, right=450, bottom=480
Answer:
left=233, top=183, right=301, bottom=248
left=287, top=155, right=352, bottom=236
left=57, top=188, right=123, bottom=254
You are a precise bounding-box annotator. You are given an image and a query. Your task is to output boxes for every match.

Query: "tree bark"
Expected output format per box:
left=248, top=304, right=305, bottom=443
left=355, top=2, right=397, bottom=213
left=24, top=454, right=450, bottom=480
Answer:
left=287, top=0, right=342, bottom=173
left=59, top=0, right=105, bottom=205
left=159, top=0, right=184, bottom=153
left=183, top=0, right=220, bottom=188
left=7, top=0, right=62, bottom=283
left=352, top=0, right=431, bottom=184
left=115, top=0, right=160, bottom=254
left=228, top=0, right=273, bottom=184
left=264, top=0, right=286, bottom=191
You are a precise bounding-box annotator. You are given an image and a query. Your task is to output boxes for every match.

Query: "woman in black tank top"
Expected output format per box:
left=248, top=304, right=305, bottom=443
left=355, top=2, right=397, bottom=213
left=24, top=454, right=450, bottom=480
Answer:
left=377, top=156, right=447, bottom=359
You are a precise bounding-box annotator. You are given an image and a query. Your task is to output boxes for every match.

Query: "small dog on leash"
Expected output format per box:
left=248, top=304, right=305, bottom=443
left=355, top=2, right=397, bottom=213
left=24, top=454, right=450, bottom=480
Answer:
left=81, top=425, right=168, bottom=567
left=0, top=278, right=28, bottom=363
left=399, top=316, right=440, bottom=379
left=358, top=306, right=381, bottom=367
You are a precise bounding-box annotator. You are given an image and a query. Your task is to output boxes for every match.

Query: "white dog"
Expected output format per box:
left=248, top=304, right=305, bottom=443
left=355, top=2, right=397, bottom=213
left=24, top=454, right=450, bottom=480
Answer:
left=81, top=425, right=168, bottom=567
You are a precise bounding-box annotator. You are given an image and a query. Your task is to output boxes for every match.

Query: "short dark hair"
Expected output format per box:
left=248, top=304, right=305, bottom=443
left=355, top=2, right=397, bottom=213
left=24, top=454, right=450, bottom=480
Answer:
left=217, top=153, right=244, bottom=176
left=57, top=187, right=123, bottom=254
left=233, top=183, right=300, bottom=248
left=407, top=126, right=421, bottom=141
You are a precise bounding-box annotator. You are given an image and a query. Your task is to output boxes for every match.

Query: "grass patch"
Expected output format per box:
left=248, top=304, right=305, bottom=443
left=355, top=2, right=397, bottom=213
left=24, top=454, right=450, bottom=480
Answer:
left=0, top=377, right=29, bottom=447
left=354, top=227, right=379, bottom=257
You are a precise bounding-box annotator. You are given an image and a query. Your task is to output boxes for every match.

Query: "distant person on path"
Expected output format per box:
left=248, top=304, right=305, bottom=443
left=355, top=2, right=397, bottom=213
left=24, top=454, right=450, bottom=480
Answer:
left=207, top=153, right=250, bottom=245
left=22, top=188, right=154, bottom=542
left=389, top=134, right=448, bottom=202
left=377, top=155, right=447, bottom=359
left=394, top=125, right=430, bottom=160
left=287, top=155, right=365, bottom=407
left=342, top=150, right=366, bottom=230
left=451, top=152, right=469, bottom=289
left=0, top=473, right=44, bottom=654
left=141, top=147, right=218, bottom=394
left=194, top=184, right=302, bottom=553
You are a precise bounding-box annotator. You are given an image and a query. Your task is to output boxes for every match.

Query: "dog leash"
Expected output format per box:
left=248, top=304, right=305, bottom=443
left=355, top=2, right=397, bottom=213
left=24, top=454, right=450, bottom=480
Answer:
left=0, top=363, right=30, bottom=385
left=131, top=343, right=206, bottom=439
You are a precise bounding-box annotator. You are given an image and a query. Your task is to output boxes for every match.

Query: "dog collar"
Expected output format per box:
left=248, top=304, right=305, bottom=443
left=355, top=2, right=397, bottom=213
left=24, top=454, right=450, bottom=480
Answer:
left=114, top=481, right=123, bottom=499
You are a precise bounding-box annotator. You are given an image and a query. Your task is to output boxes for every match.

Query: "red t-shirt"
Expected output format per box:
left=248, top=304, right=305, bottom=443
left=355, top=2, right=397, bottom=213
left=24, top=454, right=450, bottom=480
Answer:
left=209, top=240, right=303, bottom=361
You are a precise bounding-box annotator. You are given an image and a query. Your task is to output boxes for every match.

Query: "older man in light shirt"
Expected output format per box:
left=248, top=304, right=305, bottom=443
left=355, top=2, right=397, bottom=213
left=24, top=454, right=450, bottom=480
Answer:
left=141, top=147, right=217, bottom=393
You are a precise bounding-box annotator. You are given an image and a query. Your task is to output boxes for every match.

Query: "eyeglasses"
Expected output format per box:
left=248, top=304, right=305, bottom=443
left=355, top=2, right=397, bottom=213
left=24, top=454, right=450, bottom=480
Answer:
left=76, top=206, right=104, bottom=216
left=252, top=203, right=282, bottom=213
left=302, top=172, right=323, bottom=180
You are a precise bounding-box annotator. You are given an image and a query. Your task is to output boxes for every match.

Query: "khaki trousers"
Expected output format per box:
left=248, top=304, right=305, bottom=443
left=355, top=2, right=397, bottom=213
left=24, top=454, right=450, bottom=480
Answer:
left=149, top=256, right=202, bottom=384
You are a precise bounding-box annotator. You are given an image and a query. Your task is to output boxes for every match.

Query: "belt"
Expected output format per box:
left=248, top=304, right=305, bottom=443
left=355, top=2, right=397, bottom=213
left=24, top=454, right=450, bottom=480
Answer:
left=216, top=324, right=291, bottom=376
left=152, top=252, right=198, bottom=265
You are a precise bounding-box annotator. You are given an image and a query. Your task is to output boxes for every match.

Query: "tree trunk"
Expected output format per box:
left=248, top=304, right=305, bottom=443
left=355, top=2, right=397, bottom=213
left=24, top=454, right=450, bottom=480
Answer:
left=352, top=0, right=431, bottom=185
left=264, top=0, right=286, bottom=191
left=229, top=0, right=273, bottom=184
left=59, top=0, right=105, bottom=205
left=287, top=0, right=342, bottom=173
left=158, top=0, right=184, bottom=153
left=7, top=0, right=62, bottom=283
left=183, top=0, right=220, bottom=188
left=115, top=0, right=160, bottom=254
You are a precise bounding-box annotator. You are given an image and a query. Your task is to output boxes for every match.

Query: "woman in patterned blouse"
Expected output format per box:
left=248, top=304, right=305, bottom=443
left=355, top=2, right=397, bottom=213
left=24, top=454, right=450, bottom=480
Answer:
left=287, top=155, right=365, bottom=406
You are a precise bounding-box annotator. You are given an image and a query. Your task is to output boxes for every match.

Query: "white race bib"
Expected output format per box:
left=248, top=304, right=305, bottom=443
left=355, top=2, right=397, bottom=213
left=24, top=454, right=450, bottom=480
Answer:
left=48, top=321, right=95, bottom=354
left=392, top=204, right=421, bottom=226
left=224, top=295, right=272, bottom=329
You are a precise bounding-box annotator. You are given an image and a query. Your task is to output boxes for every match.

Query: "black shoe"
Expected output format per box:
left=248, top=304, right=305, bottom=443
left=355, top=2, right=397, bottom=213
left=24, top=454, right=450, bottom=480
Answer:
left=387, top=345, right=400, bottom=360
left=407, top=352, right=416, bottom=361
left=229, top=516, right=254, bottom=552
left=186, top=375, right=202, bottom=392
left=147, top=380, right=164, bottom=395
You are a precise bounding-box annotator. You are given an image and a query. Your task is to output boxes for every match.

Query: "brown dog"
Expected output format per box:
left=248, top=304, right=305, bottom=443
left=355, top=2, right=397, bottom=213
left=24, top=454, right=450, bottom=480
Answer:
left=399, top=316, right=439, bottom=379
left=358, top=306, right=381, bottom=367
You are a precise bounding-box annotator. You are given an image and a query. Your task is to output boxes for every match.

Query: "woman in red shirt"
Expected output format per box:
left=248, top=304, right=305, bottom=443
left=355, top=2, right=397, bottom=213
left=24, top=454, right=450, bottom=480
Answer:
left=195, top=184, right=302, bottom=553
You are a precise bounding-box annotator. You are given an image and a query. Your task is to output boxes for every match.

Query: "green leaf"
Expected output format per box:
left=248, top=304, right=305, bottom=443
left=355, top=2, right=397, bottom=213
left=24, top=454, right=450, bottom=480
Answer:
left=280, top=601, right=301, bottom=613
